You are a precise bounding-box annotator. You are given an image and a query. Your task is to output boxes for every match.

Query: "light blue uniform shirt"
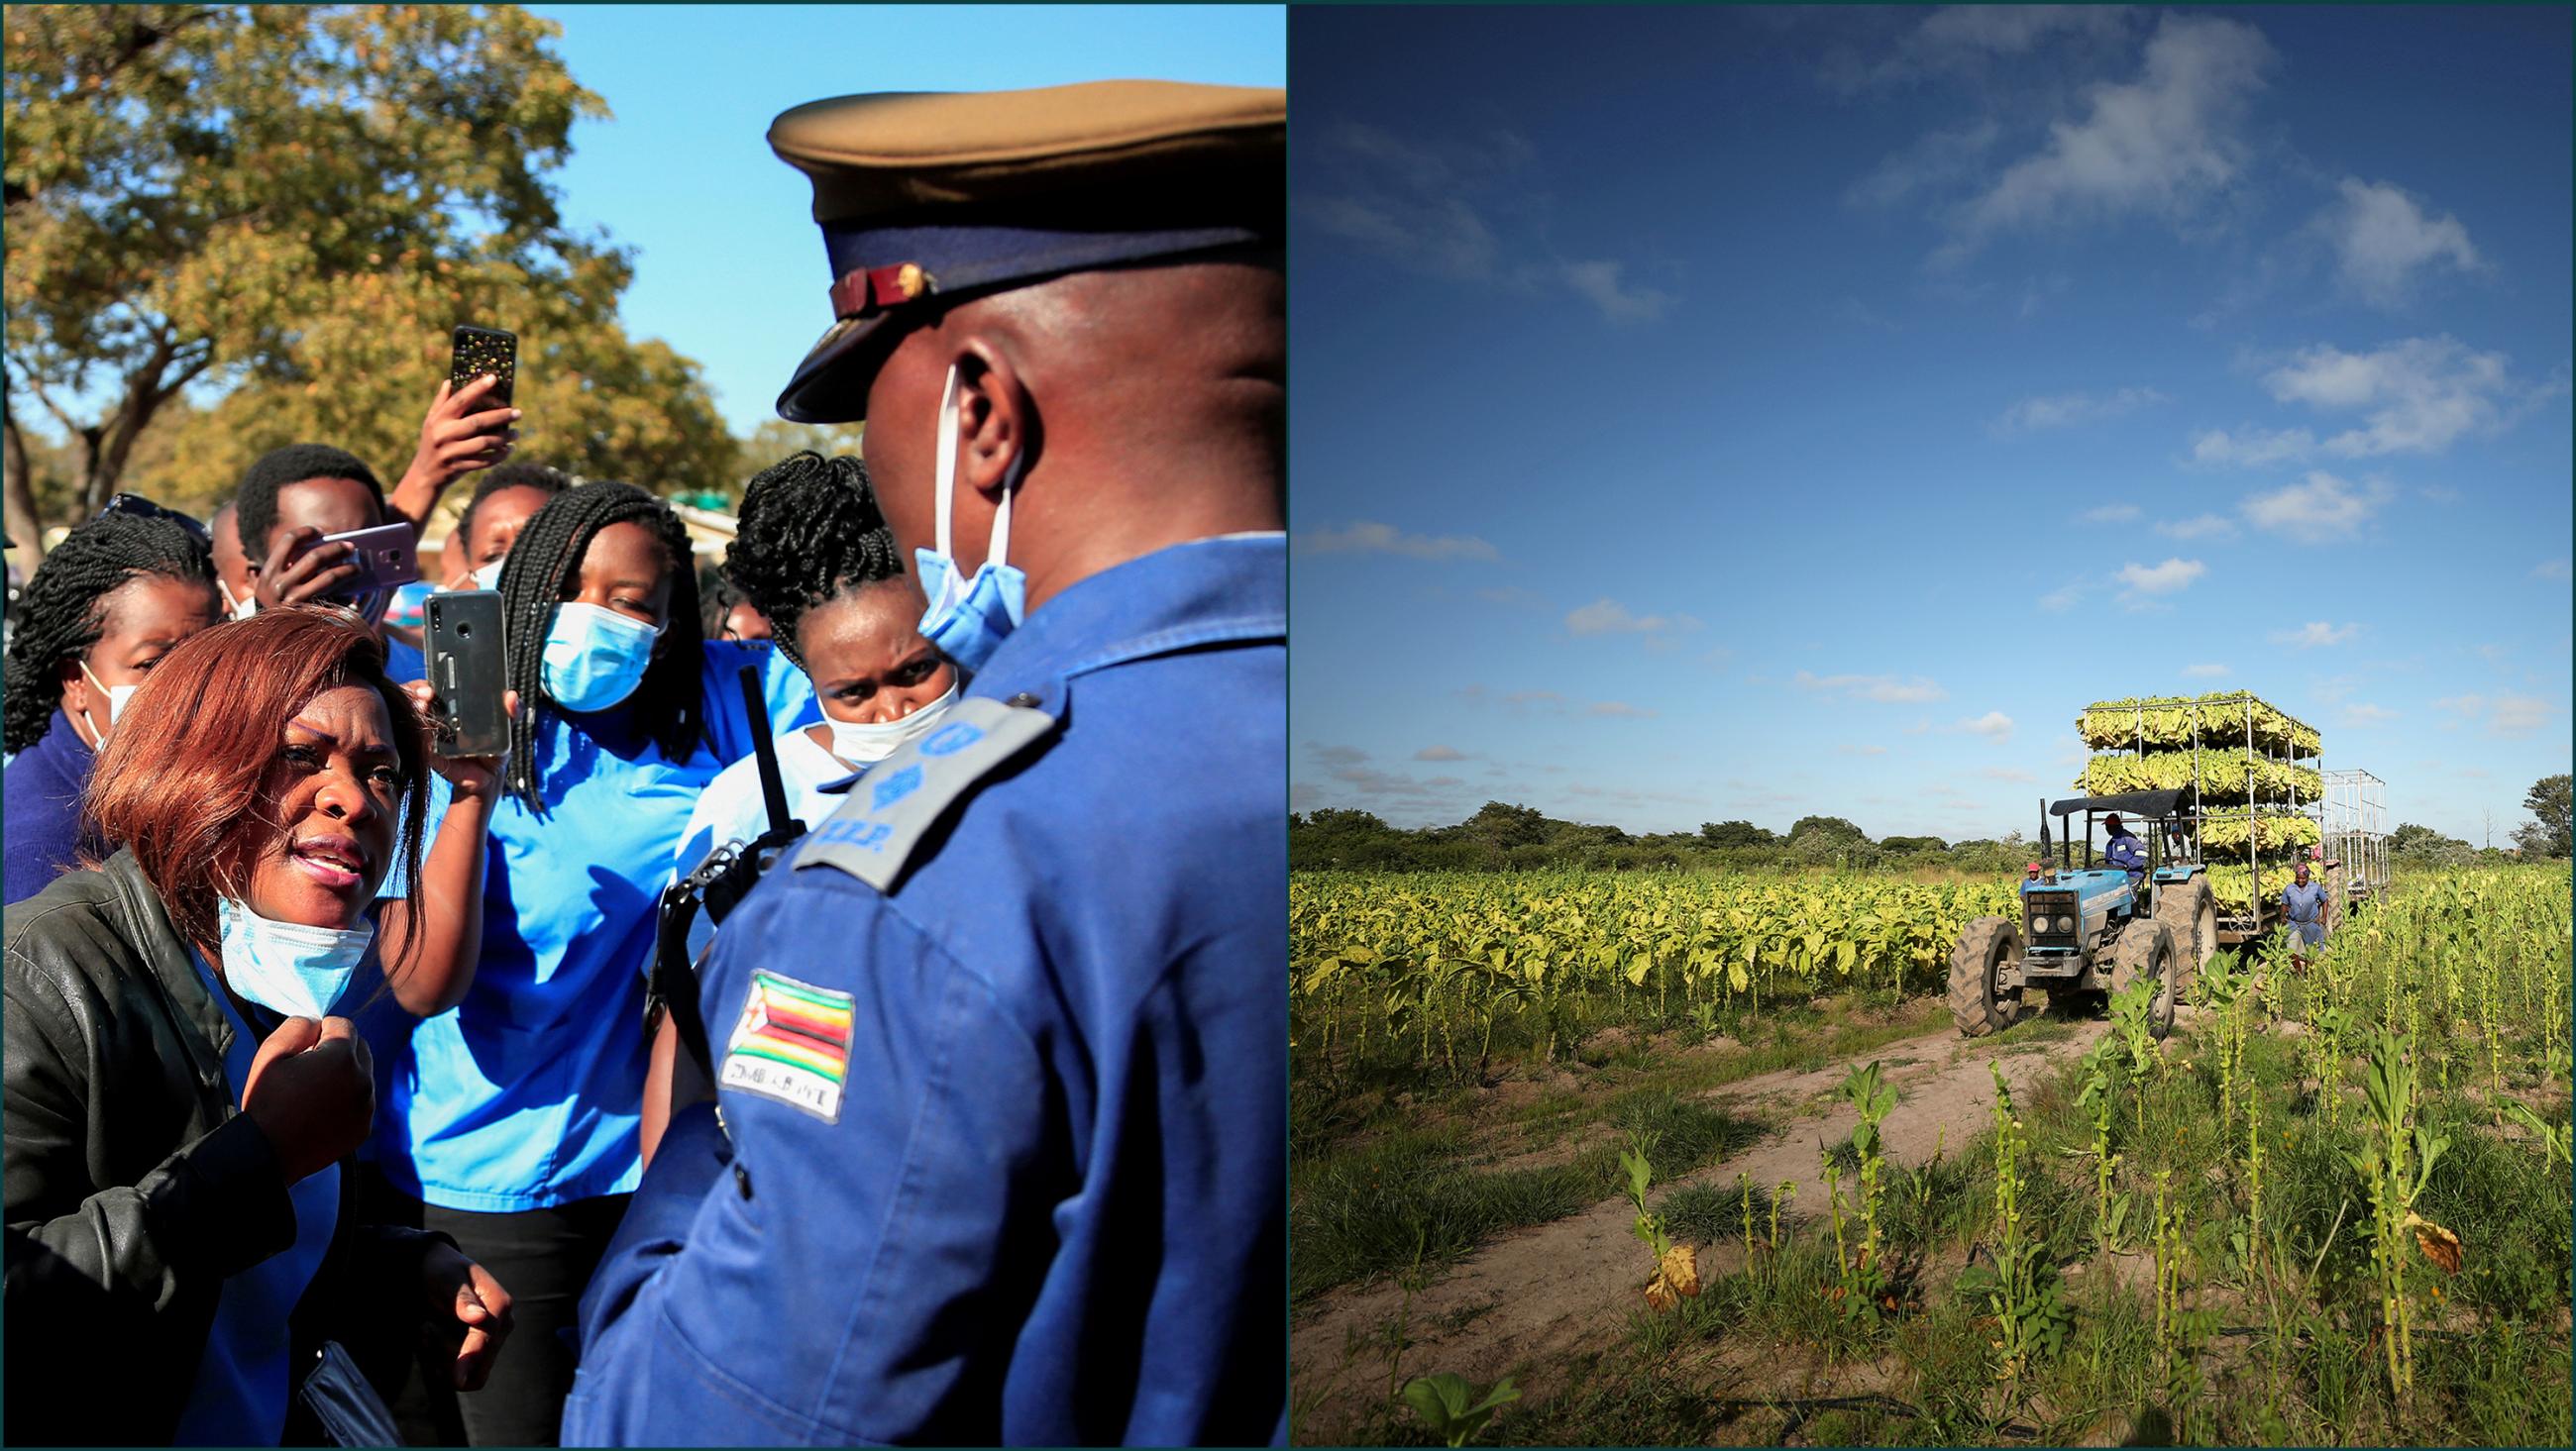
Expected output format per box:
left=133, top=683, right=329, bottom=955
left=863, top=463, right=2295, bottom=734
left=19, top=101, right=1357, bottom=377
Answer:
left=2283, top=879, right=2329, bottom=945
left=173, top=950, right=340, bottom=1447
left=374, top=642, right=816, bottom=1211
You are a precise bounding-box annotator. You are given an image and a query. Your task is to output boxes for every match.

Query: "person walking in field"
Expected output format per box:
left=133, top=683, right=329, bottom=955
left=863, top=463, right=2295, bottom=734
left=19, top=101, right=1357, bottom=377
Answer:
left=2282, top=858, right=2330, bottom=972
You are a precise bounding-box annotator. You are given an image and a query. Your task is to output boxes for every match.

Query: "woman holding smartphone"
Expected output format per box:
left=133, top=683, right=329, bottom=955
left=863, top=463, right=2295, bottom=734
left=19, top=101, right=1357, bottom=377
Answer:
left=372, top=480, right=814, bottom=1447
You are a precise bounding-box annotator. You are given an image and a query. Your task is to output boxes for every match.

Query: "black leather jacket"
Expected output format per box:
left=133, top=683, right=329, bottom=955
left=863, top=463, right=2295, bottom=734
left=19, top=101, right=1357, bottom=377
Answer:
left=3, top=850, right=446, bottom=1445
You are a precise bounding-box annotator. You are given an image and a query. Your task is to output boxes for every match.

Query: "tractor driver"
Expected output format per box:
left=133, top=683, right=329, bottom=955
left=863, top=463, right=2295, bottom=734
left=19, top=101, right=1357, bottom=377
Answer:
left=2102, top=812, right=2148, bottom=886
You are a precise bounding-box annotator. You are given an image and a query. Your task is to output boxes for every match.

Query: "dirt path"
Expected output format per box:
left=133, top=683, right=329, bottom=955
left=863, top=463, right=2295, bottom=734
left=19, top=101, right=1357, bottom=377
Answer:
left=1291, top=1014, right=2115, bottom=1441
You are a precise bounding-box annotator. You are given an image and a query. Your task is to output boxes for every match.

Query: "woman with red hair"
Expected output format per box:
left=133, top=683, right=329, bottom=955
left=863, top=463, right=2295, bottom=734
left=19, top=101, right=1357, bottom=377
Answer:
left=3, top=607, right=515, bottom=1447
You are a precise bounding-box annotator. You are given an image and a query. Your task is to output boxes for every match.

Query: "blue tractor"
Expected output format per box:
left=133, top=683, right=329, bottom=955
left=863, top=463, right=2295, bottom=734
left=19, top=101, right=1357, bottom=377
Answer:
left=1948, top=788, right=2218, bottom=1041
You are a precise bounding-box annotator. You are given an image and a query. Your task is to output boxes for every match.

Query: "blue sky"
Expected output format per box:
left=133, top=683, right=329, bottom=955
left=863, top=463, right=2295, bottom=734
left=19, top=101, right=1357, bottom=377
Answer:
left=1288, top=5, right=2573, bottom=848
left=527, top=3, right=1285, bottom=434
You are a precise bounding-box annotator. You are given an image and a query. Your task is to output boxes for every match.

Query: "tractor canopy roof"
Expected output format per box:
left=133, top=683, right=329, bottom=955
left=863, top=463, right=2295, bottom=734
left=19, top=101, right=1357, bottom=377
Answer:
left=2048, top=787, right=2189, bottom=820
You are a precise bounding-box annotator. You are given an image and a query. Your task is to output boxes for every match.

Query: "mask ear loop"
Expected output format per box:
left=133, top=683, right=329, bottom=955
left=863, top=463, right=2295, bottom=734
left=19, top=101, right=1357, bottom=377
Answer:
left=69, top=658, right=111, bottom=749
left=932, top=363, right=1024, bottom=584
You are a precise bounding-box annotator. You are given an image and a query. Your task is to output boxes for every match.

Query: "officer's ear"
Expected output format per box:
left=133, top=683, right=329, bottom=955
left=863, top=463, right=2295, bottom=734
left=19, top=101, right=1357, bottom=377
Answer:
left=951, top=341, right=1037, bottom=499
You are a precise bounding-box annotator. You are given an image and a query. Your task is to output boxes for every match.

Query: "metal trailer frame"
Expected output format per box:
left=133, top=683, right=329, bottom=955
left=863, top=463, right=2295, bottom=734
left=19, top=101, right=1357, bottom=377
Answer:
left=2082, top=694, right=2322, bottom=945
left=2321, top=769, right=2391, bottom=900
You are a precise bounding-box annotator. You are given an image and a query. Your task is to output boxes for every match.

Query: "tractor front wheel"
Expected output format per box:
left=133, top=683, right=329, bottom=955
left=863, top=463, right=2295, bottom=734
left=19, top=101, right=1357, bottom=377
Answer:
left=2110, top=919, right=2182, bottom=1040
left=1948, top=916, right=2027, bottom=1038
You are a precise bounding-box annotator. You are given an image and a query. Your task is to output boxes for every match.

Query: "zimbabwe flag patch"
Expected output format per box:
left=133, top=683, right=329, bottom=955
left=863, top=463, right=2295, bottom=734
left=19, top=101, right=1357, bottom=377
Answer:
left=720, top=971, right=856, bottom=1122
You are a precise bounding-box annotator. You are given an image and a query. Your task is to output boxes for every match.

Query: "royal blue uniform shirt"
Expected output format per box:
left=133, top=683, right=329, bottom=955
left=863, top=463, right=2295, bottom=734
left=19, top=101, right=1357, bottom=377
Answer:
left=563, top=535, right=1286, bottom=1447
left=2, top=710, right=97, bottom=905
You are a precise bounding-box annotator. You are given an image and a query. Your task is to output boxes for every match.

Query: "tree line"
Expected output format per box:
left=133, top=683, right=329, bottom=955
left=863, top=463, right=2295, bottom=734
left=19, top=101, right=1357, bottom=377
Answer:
left=1291, top=775, right=2572, bottom=875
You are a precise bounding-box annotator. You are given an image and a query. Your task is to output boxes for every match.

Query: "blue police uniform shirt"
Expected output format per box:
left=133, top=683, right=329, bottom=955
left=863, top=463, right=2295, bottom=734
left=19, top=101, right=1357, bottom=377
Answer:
left=372, top=642, right=816, bottom=1211
left=174, top=950, right=341, bottom=1447
left=3, top=710, right=98, bottom=905
left=563, top=535, right=1286, bottom=1448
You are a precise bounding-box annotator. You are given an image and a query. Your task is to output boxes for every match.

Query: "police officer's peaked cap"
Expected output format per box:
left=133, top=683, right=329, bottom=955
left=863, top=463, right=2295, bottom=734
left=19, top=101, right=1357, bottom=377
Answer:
left=768, top=79, right=1285, bottom=424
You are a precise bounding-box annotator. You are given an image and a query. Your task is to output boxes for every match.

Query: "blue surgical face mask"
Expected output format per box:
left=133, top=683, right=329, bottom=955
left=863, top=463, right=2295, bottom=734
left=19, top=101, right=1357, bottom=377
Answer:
left=825, top=678, right=959, bottom=765
left=217, top=896, right=375, bottom=1019
left=541, top=601, right=663, bottom=712
left=913, top=363, right=1026, bottom=674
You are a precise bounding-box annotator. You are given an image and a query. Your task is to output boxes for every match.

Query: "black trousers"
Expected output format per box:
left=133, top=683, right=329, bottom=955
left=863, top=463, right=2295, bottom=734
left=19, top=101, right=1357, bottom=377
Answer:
left=371, top=1190, right=632, bottom=1447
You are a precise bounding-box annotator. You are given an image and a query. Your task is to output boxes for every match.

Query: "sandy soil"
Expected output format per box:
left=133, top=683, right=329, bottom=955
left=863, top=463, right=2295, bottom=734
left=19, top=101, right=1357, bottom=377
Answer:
left=1291, top=1013, right=2118, bottom=1442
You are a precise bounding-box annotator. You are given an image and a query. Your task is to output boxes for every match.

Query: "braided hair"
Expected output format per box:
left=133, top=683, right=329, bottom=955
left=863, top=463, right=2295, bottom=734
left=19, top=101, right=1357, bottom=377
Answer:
left=722, top=453, right=905, bottom=674
left=455, top=461, right=573, bottom=553
left=4, top=511, right=217, bottom=754
left=497, top=481, right=705, bottom=811
left=234, top=444, right=384, bottom=560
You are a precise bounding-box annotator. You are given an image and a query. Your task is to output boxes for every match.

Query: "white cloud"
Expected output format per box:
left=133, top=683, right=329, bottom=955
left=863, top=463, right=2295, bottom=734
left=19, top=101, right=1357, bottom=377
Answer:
left=1296, top=521, right=1501, bottom=562
left=2340, top=703, right=2400, bottom=725
left=1588, top=701, right=1656, bottom=718
left=1303, top=124, right=1672, bottom=325
left=2311, top=177, right=2481, bottom=307
left=2260, top=336, right=2521, bottom=458
left=1794, top=671, right=1949, bottom=703
left=2155, top=514, right=2235, bottom=541
left=2240, top=470, right=2395, bottom=539
left=1839, top=744, right=1890, bottom=756
left=1936, top=15, right=2274, bottom=265
left=2116, top=558, right=2205, bottom=594
left=1980, top=766, right=2038, bottom=782
left=1559, top=259, right=1675, bottom=324
left=1848, top=120, right=2002, bottom=209
left=2082, top=503, right=2145, bottom=524
left=2435, top=692, right=2557, bottom=738
left=2189, top=425, right=2314, bottom=467
left=1565, top=598, right=1701, bottom=636
left=2418, top=484, right=2461, bottom=504
left=2038, top=580, right=2086, bottom=612
left=2182, top=663, right=2230, bottom=677
left=1415, top=745, right=1468, bottom=762
left=2268, top=621, right=2358, bottom=649
left=1953, top=711, right=2017, bottom=742
left=1996, top=386, right=2169, bottom=434
left=2535, top=559, right=2571, bottom=581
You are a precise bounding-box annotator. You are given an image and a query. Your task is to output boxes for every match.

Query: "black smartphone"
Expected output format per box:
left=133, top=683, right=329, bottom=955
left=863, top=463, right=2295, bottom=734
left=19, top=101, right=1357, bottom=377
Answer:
left=450, top=325, right=517, bottom=408
left=425, top=589, right=508, bottom=757
left=315, top=521, right=421, bottom=596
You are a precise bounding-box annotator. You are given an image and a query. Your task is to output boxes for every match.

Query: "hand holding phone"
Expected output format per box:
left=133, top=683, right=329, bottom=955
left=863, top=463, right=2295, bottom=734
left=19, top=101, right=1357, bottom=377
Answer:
left=450, top=326, right=516, bottom=408
left=425, top=589, right=510, bottom=759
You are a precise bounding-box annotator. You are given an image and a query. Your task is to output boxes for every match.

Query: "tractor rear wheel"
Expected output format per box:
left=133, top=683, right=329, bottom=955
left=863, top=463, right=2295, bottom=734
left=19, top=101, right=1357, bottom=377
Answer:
left=2110, top=919, right=2182, bottom=1040
left=1948, top=916, right=2026, bottom=1038
left=2153, top=877, right=2217, bottom=984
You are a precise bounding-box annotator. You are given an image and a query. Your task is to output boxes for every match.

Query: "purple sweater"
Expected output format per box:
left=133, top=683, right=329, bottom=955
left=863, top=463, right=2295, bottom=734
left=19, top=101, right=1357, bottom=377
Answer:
left=4, top=709, right=100, bottom=905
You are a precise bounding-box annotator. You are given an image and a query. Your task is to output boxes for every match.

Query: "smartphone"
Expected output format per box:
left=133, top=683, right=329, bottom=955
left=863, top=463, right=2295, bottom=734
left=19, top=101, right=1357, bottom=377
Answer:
left=450, top=325, right=517, bottom=408
left=425, top=590, right=508, bottom=757
left=316, top=521, right=421, bottom=596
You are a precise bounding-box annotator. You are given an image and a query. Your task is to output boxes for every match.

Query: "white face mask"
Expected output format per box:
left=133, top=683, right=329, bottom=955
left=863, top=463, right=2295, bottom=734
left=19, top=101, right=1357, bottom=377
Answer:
left=71, top=660, right=136, bottom=749
left=222, top=581, right=259, bottom=621
left=825, top=679, right=959, bottom=765
left=471, top=560, right=504, bottom=591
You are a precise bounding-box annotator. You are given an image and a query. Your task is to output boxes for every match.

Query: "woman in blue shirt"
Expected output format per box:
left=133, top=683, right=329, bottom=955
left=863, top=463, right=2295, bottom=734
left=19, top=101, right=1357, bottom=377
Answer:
left=669, top=453, right=957, bottom=882
left=375, top=481, right=815, bottom=1447
left=3, top=501, right=225, bottom=904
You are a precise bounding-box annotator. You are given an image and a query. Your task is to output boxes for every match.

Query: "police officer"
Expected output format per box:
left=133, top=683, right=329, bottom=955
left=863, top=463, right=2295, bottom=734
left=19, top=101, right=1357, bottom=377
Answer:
left=563, top=80, right=1284, bottom=1447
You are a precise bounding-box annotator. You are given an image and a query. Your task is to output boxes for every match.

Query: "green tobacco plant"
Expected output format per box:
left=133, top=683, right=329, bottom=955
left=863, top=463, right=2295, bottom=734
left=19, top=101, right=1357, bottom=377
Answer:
left=1401, top=1374, right=1521, bottom=1447
left=2108, top=977, right=2158, bottom=1144
left=1959, top=1064, right=2067, bottom=1382
left=1620, top=1133, right=1699, bottom=1310
left=2348, top=1030, right=2456, bottom=1401
left=2076, top=1035, right=2129, bottom=1252
left=1837, top=1060, right=1899, bottom=1320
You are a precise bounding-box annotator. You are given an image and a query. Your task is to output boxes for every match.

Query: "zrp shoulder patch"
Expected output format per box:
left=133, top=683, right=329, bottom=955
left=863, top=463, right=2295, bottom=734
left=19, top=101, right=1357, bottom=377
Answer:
left=794, top=694, right=1057, bottom=891
left=721, top=971, right=857, bottom=1123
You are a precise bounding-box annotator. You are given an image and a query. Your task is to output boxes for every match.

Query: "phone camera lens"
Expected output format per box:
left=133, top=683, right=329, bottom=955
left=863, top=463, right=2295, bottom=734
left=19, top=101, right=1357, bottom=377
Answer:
left=457, top=622, right=472, bottom=638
